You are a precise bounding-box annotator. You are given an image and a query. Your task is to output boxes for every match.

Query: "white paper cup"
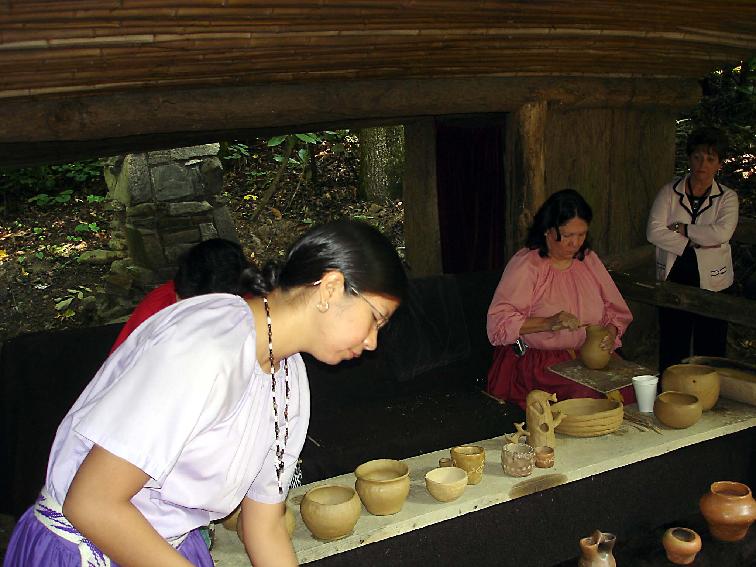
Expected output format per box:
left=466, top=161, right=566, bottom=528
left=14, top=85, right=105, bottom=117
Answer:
left=632, top=375, right=659, bottom=413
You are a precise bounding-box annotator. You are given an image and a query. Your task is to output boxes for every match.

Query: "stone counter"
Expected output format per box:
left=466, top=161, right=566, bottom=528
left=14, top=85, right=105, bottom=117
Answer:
left=212, top=399, right=756, bottom=566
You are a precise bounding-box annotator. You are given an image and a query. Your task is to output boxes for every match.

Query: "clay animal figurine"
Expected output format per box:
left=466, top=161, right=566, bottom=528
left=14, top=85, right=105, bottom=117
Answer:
left=505, top=390, right=564, bottom=449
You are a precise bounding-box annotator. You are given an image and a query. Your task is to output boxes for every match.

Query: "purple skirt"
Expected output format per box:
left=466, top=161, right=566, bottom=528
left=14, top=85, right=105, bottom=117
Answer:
left=3, top=506, right=214, bottom=567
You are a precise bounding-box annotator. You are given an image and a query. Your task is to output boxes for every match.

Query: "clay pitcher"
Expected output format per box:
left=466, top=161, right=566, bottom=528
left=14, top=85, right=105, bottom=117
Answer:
left=578, top=530, right=616, bottom=567
left=580, top=325, right=611, bottom=370
left=699, top=481, right=756, bottom=542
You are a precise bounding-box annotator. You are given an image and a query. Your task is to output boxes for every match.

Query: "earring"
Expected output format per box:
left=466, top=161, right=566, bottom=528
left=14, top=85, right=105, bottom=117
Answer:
left=316, top=301, right=329, bottom=313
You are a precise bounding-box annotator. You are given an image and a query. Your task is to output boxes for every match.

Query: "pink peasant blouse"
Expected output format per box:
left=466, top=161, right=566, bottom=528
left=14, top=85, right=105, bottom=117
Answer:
left=487, top=248, right=632, bottom=351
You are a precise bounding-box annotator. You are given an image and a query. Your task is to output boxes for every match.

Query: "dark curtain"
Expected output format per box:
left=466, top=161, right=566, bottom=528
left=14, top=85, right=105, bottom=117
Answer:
left=435, top=119, right=507, bottom=274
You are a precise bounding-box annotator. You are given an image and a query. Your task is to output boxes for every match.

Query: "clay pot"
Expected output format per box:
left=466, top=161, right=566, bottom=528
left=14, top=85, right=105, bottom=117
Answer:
left=450, top=445, right=486, bottom=485
left=580, top=325, right=611, bottom=370
left=653, top=391, right=702, bottom=429
left=662, top=364, right=720, bottom=410
left=552, top=398, right=623, bottom=437
left=299, top=485, right=361, bottom=541
left=578, top=530, right=616, bottom=567
left=354, top=459, right=410, bottom=515
left=438, top=457, right=453, bottom=468
left=501, top=442, right=535, bottom=477
left=662, top=527, right=702, bottom=565
left=425, top=466, right=468, bottom=502
left=534, top=446, right=555, bottom=468
left=699, top=481, right=756, bottom=542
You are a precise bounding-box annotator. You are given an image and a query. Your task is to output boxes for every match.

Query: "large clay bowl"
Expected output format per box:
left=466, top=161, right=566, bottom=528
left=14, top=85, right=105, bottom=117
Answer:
left=654, top=391, right=702, bottom=429
left=300, top=485, right=362, bottom=541
left=425, top=466, right=467, bottom=502
left=354, top=459, right=410, bottom=515
left=552, top=398, right=623, bottom=437
left=662, top=364, right=720, bottom=410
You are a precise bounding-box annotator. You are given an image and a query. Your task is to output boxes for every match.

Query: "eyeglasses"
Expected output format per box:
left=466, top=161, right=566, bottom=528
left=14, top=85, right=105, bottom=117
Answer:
left=349, top=286, right=389, bottom=331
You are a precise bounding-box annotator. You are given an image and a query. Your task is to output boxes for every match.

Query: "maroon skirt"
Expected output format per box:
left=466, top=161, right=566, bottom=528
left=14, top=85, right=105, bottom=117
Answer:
left=486, top=345, right=636, bottom=410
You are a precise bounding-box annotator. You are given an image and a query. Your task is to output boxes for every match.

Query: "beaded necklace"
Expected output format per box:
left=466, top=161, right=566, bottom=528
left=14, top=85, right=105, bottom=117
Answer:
left=263, top=296, right=290, bottom=494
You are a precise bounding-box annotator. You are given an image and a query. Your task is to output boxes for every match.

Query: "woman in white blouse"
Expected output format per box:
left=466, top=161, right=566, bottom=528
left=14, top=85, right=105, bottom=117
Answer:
left=4, top=220, right=407, bottom=567
left=647, top=126, right=739, bottom=372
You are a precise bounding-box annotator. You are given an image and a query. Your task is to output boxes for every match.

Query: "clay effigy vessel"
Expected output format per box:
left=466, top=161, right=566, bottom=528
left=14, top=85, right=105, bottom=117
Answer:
left=354, top=459, right=410, bottom=516
left=662, top=527, right=702, bottom=565
left=579, top=325, right=611, bottom=370
left=699, top=481, right=756, bottom=542
left=578, top=530, right=616, bottom=567
left=515, top=390, right=565, bottom=449
left=300, top=484, right=362, bottom=541
left=662, top=364, right=720, bottom=410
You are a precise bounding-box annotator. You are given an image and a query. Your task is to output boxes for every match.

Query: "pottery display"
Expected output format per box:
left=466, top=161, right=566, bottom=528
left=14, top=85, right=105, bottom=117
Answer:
left=661, top=527, right=702, bottom=565
left=300, top=485, right=362, bottom=541
left=501, top=442, right=535, bottom=477
left=662, top=364, right=720, bottom=410
left=354, top=458, right=410, bottom=515
left=653, top=391, right=702, bottom=429
left=425, top=466, right=468, bottom=502
left=578, top=530, right=616, bottom=567
left=450, top=445, right=486, bottom=485
left=699, top=480, right=756, bottom=542
left=580, top=325, right=611, bottom=370
left=534, top=446, right=555, bottom=468
left=552, top=398, right=623, bottom=437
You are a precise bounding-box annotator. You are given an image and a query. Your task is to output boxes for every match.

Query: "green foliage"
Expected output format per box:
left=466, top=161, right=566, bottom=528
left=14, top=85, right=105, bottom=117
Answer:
left=74, top=222, right=100, bottom=233
left=27, top=189, right=73, bottom=207
left=219, top=142, right=251, bottom=170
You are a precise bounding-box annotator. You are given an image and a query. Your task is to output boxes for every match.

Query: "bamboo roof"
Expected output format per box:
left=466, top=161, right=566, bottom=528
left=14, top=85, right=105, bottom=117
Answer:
left=2, top=1, right=754, bottom=99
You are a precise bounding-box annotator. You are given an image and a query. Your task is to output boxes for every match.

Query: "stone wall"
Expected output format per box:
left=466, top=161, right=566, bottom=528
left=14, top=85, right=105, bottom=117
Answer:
left=99, top=143, right=237, bottom=320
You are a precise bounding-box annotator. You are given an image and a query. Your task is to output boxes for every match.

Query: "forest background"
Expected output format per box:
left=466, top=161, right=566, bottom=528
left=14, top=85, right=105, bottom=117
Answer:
left=0, top=63, right=753, bottom=360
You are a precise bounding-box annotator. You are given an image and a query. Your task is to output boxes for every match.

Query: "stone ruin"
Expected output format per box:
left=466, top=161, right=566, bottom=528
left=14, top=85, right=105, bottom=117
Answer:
left=94, top=143, right=237, bottom=321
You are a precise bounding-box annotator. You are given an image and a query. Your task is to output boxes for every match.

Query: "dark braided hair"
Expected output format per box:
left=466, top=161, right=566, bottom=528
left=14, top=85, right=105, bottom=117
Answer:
left=525, top=189, right=593, bottom=260
left=240, top=219, right=407, bottom=300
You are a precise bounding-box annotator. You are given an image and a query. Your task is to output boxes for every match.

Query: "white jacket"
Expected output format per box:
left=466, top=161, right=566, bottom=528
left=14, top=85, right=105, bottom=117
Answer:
left=646, top=175, right=738, bottom=292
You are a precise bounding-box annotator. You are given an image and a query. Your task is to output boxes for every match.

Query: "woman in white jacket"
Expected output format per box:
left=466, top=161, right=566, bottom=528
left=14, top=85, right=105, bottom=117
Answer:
left=647, top=126, right=739, bottom=373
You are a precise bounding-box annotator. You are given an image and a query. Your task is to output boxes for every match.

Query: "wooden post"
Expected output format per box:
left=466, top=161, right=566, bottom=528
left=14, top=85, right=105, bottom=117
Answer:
left=403, top=118, right=442, bottom=276
left=505, top=101, right=547, bottom=259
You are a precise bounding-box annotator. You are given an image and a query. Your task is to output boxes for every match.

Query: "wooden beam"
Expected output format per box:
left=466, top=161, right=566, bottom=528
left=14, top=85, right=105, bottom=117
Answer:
left=610, top=270, right=756, bottom=328
left=0, top=77, right=700, bottom=167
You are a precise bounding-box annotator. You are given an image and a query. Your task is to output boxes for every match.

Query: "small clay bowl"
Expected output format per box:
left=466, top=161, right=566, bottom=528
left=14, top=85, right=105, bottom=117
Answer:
left=438, top=457, right=453, bottom=468
left=534, top=446, right=555, bottom=468
left=662, top=527, right=702, bottom=565
left=354, top=459, right=410, bottom=515
left=300, top=485, right=362, bottom=541
left=425, top=466, right=468, bottom=502
left=654, top=391, right=702, bottom=429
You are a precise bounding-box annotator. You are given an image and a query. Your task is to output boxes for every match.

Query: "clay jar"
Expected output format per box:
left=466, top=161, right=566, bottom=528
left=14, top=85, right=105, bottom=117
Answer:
left=662, top=364, right=720, bottom=410
left=662, top=527, right=702, bottom=565
left=653, top=391, right=702, bottom=429
left=354, top=459, right=410, bottom=515
left=579, top=325, right=611, bottom=370
left=451, top=445, right=486, bottom=485
left=501, top=443, right=535, bottom=477
left=578, top=530, right=616, bottom=567
left=534, top=446, right=555, bottom=468
left=300, top=485, right=361, bottom=541
left=699, top=481, right=756, bottom=542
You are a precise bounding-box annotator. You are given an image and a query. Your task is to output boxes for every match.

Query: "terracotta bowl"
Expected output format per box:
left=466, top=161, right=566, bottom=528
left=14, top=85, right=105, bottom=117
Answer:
left=662, top=364, right=720, bottom=410
left=425, top=466, right=468, bottom=502
left=354, top=459, right=410, bottom=515
left=654, top=391, right=703, bottom=429
left=552, top=398, right=623, bottom=437
left=300, top=485, right=361, bottom=541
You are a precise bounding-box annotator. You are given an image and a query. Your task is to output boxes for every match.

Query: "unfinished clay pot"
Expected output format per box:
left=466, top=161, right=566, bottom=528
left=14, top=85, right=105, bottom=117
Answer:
left=354, top=459, right=410, bottom=515
left=534, top=446, right=555, bottom=468
left=501, top=442, right=535, bottom=477
left=662, top=527, right=702, bottom=565
left=450, top=445, right=486, bottom=485
left=300, top=484, right=361, bottom=541
left=653, top=391, right=702, bottom=429
left=579, top=325, right=611, bottom=370
left=578, top=530, right=616, bottom=567
left=425, top=466, right=467, bottom=502
left=662, top=364, right=720, bottom=410
left=699, top=481, right=756, bottom=542
left=552, top=398, right=623, bottom=437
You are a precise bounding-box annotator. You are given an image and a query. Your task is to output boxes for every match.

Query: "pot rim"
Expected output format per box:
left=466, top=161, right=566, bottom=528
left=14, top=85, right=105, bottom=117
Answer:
left=354, top=458, right=410, bottom=482
left=710, top=480, right=752, bottom=499
left=656, top=391, right=700, bottom=407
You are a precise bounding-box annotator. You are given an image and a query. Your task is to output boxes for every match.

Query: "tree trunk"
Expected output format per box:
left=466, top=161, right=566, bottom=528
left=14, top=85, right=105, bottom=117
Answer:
left=357, top=126, right=405, bottom=202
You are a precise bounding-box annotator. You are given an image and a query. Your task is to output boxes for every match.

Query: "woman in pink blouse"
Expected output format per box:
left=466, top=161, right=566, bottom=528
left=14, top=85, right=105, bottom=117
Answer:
left=486, top=189, right=636, bottom=409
